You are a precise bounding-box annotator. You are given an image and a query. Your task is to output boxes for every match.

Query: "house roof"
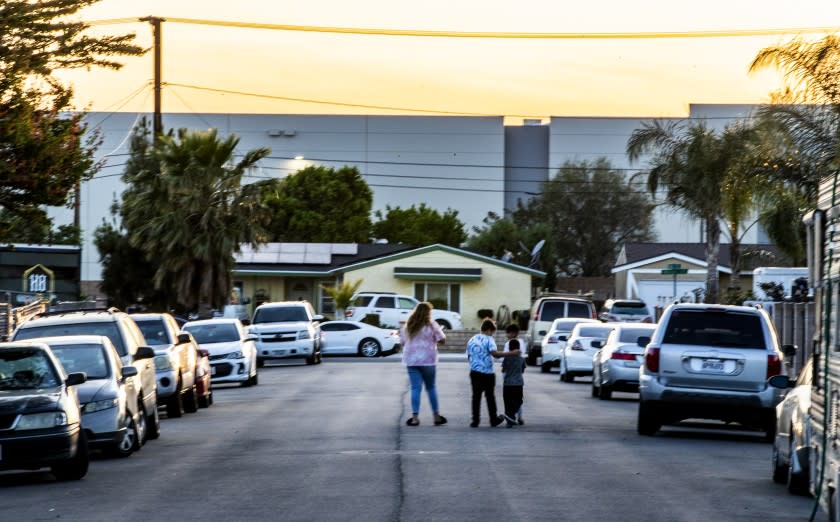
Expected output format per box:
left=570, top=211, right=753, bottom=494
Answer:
left=614, top=242, right=783, bottom=272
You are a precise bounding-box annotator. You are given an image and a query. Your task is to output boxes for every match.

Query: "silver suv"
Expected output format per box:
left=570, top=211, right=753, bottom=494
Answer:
left=637, top=303, right=793, bottom=439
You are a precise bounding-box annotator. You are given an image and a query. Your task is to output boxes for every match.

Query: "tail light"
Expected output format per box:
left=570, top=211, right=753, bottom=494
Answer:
left=766, top=354, right=782, bottom=379
left=571, top=340, right=584, bottom=351
left=642, top=316, right=653, bottom=323
left=610, top=351, right=636, bottom=361
left=533, top=311, right=540, bottom=321
left=645, top=347, right=660, bottom=373
left=546, top=335, right=559, bottom=344
left=345, top=309, right=354, bottom=318
left=591, top=309, right=597, bottom=319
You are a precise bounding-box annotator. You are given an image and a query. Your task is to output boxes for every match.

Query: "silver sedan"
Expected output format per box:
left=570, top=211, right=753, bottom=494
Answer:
left=591, top=323, right=657, bottom=399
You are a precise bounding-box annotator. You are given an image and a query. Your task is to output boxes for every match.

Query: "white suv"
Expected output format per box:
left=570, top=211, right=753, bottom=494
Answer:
left=248, top=302, right=323, bottom=366
left=345, top=292, right=463, bottom=330
left=637, top=303, right=794, bottom=439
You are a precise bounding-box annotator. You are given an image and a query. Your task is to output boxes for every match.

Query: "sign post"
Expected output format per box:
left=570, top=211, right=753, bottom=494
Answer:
left=660, top=263, right=688, bottom=300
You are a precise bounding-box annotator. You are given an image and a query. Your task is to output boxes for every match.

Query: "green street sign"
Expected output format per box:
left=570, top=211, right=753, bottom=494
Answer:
left=661, top=263, right=688, bottom=275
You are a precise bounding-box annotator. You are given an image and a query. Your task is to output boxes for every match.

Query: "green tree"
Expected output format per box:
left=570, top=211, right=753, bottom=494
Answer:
left=0, top=0, right=142, bottom=241
left=121, top=128, right=271, bottom=312
left=263, top=166, right=372, bottom=242
left=321, top=279, right=363, bottom=319
left=372, top=204, right=466, bottom=247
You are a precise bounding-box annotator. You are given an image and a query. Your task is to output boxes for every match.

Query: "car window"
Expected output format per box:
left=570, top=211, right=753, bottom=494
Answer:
left=15, top=322, right=127, bottom=357
left=351, top=296, right=373, bottom=307
left=398, top=297, right=417, bottom=310
left=376, top=297, right=396, bottom=308
left=0, top=349, right=59, bottom=390
left=567, top=302, right=593, bottom=318
left=184, top=323, right=240, bottom=344
left=619, top=328, right=654, bottom=343
left=662, top=310, right=766, bottom=348
left=577, top=326, right=613, bottom=338
left=612, top=302, right=649, bottom=315
left=50, top=344, right=110, bottom=380
left=539, top=301, right=566, bottom=321
left=253, top=306, right=308, bottom=323
left=322, top=323, right=356, bottom=332
left=134, top=319, right=171, bottom=346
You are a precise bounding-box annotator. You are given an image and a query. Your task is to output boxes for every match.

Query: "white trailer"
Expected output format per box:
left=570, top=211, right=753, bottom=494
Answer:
left=752, top=266, right=808, bottom=300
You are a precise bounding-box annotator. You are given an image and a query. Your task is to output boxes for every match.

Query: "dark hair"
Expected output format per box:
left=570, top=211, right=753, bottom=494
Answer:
left=508, top=339, right=520, bottom=351
left=480, top=319, right=496, bottom=333
left=505, top=324, right=520, bottom=334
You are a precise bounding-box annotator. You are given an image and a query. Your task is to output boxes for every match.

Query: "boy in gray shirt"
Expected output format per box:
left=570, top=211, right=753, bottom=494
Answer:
left=501, top=339, right=525, bottom=428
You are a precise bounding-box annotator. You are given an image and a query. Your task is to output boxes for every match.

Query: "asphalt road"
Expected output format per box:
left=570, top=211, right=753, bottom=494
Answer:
left=0, top=355, right=822, bottom=521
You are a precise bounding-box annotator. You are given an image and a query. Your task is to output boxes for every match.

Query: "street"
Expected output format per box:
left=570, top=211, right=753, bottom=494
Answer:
left=0, top=356, right=819, bottom=521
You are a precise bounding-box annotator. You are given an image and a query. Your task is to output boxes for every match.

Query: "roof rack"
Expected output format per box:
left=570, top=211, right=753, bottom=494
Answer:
left=37, top=306, right=122, bottom=318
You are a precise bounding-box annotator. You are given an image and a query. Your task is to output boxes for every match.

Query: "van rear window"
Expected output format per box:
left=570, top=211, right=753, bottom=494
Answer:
left=539, top=301, right=565, bottom=321
left=662, top=311, right=765, bottom=348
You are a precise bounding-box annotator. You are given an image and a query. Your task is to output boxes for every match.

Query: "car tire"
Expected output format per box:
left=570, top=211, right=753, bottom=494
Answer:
left=637, top=401, right=661, bottom=436
left=527, top=347, right=539, bottom=367
left=257, top=358, right=265, bottom=368
left=598, top=383, right=612, bottom=400
left=591, top=381, right=599, bottom=398
left=109, top=412, right=139, bottom=458
left=134, top=406, right=147, bottom=448
left=435, top=320, right=451, bottom=330
left=166, top=378, right=184, bottom=418
left=359, top=339, right=381, bottom=358
left=183, top=385, right=198, bottom=414
left=52, top=429, right=89, bottom=481
left=772, top=442, right=787, bottom=483
left=762, top=411, right=777, bottom=443
left=541, top=361, right=552, bottom=373
left=251, top=371, right=259, bottom=386
left=787, top=432, right=810, bottom=495
left=145, top=401, right=161, bottom=441
left=198, top=391, right=210, bottom=408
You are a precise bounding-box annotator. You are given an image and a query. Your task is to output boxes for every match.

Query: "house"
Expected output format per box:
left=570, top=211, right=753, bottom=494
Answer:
left=231, top=242, right=545, bottom=329
left=612, top=242, right=782, bottom=309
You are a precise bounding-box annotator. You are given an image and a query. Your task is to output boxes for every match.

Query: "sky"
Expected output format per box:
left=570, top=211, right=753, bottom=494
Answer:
left=56, top=0, right=840, bottom=121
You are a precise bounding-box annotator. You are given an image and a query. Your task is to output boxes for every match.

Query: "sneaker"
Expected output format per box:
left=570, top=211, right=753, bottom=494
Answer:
left=490, top=415, right=505, bottom=427
left=517, top=418, right=525, bottom=426
left=470, top=421, right=479, bottom=428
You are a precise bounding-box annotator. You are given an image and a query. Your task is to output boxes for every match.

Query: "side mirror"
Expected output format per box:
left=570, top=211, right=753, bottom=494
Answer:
left=198, top=349, right=210, bottom=358
left=121, top=366, right=139, bottom=379
left=134, top=346, right=155, bottom=361
left=637, top=336, right=651, bottom=348
left=768, top=374, right=794, bottom=389
left=591, top=340, right=603, bottom=349
left=782, top=344, right=797, bottom=357
left=177, top=332, right=191, bottom=344
left=241, top=319, right=251, bottom=326
left=312, top=315, right=325, bottom=322
left=65, top=372, right=87, bottom=386
left=538, top=330, right=547, bottom=336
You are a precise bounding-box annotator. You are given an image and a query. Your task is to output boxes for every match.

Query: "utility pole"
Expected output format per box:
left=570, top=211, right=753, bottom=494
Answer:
left=140, top=16, right=164, bottom=138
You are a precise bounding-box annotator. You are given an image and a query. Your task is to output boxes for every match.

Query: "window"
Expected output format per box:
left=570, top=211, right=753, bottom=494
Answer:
left=320, top=281, right=335, bottom=315
left=414, top=283, right=461, bottom=313
left=375, top=296, right=396, bottom=308
left=568, top=302, right=593, bottom=318
left=397, top=297, right=417, bottom=311
left=662, top=310, right=766, bottom=348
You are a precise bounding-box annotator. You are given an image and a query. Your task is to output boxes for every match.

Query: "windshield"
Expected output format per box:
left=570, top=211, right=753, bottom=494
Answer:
left=14, top=322, right=127, bottom=357
left=577, top=326, right=613, bottom=338
left=183, top=323, right=240, bottom=344
left=612, top=303, right=649, bottom=315
left=0, top=349, right=60, bottom=390
left=50, top=344, right=111, bottom=380
left=253, top=306, right=308, bottom=324
left=663, top=310, right=766, bottom=348
left=134, top=319, right=171, bottom=346
left=618, top=328, right=655, bottom=343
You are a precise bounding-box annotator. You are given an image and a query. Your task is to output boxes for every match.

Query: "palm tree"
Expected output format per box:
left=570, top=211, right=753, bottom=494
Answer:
left=627, top=120, right=757, bottom=303
left=121, top=128, right=271, bottom=312
left=322, top=279, right=364, bottom=320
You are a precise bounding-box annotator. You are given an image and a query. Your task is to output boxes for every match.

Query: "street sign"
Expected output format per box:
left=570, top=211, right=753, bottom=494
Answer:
left=660, top=263, right=689, bottom=300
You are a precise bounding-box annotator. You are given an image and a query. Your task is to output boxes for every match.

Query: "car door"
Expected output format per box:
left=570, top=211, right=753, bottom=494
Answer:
left=321, top=323, right=355, bottom=354
left=396, top=297, right=417, bottom=326
left=371, top=296, right=399, bottom=327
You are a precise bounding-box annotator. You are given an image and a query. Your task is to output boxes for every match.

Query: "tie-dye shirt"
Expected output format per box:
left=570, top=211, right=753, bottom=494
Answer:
left=467, top=333, right=497, bottom=374
left=400, top=323, right=446, bottom=366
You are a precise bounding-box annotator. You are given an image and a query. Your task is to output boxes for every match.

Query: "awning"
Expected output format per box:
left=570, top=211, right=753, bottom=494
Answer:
left=393, top=267, right=482, bottom=281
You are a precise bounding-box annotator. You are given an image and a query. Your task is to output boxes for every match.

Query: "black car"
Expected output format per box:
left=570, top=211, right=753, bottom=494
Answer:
left=0, top=342, right=89, bottom=480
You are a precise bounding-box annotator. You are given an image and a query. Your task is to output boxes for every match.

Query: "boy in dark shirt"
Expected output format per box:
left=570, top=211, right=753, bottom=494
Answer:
left=501, top=339, right=526, bottom=428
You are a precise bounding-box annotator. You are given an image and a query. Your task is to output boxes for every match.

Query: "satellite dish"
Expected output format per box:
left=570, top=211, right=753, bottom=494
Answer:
left=529, top=239, right=545, bottom=267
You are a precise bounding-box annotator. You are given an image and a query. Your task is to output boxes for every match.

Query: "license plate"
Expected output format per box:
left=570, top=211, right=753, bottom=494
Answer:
left=702, top=359, right=725, bottom=371
left=210, top=366, right=216, bottom=376
left=272, top=350, right=286, bottom=356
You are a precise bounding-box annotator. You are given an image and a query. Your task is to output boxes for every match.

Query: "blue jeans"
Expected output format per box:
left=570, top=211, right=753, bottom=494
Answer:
left=407, top=365, right=439, bottom=414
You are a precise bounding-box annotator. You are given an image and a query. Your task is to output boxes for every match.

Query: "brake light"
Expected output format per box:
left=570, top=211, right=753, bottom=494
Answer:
left=645, top=347, right=660, bottom=373
left=767, top=354, right=782, bottom=379
left=610, top=351, right=636, bottom=361
left=591, top=309, right=597, bottom=319
left=546, top=335, right=558, bottom=344
left=345, top=309, right=353, bottom=318
left=571, top=341, right=584, bottom=351
left=533, top=312, right=540, bottom=321
left=642, top=316, right=653, bottom=323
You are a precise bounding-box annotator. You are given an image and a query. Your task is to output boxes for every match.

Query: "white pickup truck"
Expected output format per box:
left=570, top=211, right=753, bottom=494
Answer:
left=345, top=292, right=463, bottom=330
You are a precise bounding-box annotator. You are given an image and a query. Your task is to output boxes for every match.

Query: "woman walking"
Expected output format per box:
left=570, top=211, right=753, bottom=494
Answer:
left=400, top=302, right=447, bottom=426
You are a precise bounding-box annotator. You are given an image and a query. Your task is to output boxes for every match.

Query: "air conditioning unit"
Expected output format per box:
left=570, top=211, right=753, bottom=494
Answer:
left=267, top=129, right=284, bottom=137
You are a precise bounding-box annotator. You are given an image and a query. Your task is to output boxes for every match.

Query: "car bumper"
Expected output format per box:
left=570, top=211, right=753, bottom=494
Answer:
left=255, top=340, right=315, bottom=360
left=156, top=369, right=179, bottom=400
left=601, top=360, right=642, bottom=390
left=542, top=345, right=562, bottom=363
left=565, top=352, right=595, bottom=373
left=81, top=408, right=127, bottom=448
left=210, top=359, right=251, bottom=383
left=0, top=424, right=81, bottom=470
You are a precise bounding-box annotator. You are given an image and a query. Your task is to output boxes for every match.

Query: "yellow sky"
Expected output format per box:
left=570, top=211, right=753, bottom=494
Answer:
left=56, top=0, right=840, bottom=119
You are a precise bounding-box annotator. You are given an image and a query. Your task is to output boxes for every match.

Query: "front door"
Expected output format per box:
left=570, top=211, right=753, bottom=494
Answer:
left=285, top=280, right=313, bottom=302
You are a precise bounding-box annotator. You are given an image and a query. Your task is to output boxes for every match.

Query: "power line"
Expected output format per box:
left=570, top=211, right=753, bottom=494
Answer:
left=87, top=17, right=840, bottom=39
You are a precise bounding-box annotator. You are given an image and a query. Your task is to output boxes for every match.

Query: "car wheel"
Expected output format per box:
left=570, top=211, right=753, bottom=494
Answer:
left=183, top=385, right=198, bottom=414
left=591, top=381, right=599, bottom=397
left=527, top=349, right=538, bottom=367
left=257, top=358, right=265, bottom=368
left=145, top=401, right=161, bottom=441
left=359, top=339, right=381, bottom=358
left=637, top=401, right=661, bottom=436
left=772, top=441, right=787, bottom=483
left=52, top=430, right=89, bottom=481
left=435, top=320, right=451, bottom=330
left=762, top=411, right=777, bottom=443
left=787, top=431, right=810, bottom=495
left=251, top=371, right=259, bottom=386
left=109, top=412, right=139, bottom=458
left=598, top=383, right=612, bottom=400
left=134, top=406, right=147, bottom=448
left=166, top=378, right=184, bottom=418
left=541, top=361, right=552, bottom=373
left=198, top=391, right=210, bottom=408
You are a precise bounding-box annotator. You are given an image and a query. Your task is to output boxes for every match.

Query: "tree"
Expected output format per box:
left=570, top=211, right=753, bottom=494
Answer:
left=0, top=1, right=142, bottom=242
left=263, top=166, right=373, bottom=242
left=121, top=127, right=271, bottom=312
left=321, top=279, right=363, bottom=319
left=372, top=204, right=467, bottom=247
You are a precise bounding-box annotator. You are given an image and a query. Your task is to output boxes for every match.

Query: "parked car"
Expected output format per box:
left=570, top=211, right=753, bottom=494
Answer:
left=12, top=308, right=161, bottom=442
left=0, top=341, right=89, bottom=480
left=182, top=318, right=258, bottom=387
left=131, top=313, right=200, bottom=418
left=39, top=335, right=146, bottom=458
left=598, top=299, right=654, bottom=323
left=558, top=323, right=615, bottom=382
left=591, top=323, right=658, bottom=399
left=524, top=296, right=597, bottom=366
left=320, top=321, right=401, bottom=357
left=539, top=318, right=599, bottom=373
left=345, top=292, right=463, bottom=330
left=637, top=303, right=794, bottom=439
left=194, top=347, right=213, bottom=408
left=248, top=301, right=323, bottom=366
left=770, top=357, right=813, bottom=495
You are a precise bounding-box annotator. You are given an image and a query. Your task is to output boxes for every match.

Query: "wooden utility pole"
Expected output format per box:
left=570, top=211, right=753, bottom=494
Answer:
left=140, top=16, right=164, bottom=138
